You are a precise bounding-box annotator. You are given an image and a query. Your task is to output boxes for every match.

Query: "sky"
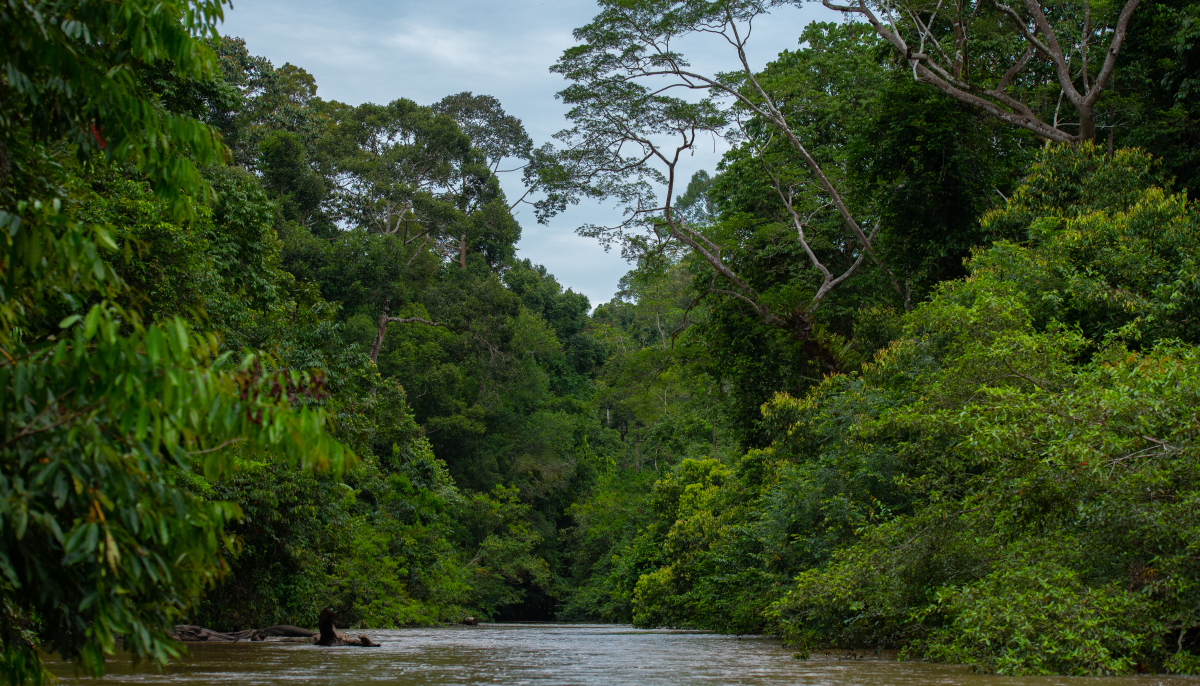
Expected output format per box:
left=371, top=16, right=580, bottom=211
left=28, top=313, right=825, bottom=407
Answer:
left=220, top=0, right=841, bottom=307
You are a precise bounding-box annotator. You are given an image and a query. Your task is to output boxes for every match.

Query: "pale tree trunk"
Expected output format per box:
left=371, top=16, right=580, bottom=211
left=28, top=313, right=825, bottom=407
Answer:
left=458, top=234, right=467, bottom=269
left=369, top=297, right=393, bottom=364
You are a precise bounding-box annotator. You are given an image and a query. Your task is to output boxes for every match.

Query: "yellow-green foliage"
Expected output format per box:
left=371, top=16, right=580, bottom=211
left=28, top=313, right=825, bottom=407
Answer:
left=597, top=146, right=1200, bottom=675
left=767, top=147, right=1200, bottom=674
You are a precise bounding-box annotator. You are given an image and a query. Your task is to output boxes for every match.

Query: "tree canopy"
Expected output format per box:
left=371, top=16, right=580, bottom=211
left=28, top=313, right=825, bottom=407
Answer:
left=3, top=0, right=1200, bottom=681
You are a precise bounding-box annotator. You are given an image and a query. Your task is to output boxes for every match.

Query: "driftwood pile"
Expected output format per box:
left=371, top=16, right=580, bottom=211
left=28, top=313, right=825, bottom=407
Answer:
left=171, top=609, right=378, bottom=647
left=170, top=624, right=316, bottom=642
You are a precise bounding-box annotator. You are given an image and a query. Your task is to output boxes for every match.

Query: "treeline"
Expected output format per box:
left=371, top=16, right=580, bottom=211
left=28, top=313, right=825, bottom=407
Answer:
left=552, top=0, right=1200, bottom=678
left=85, top=35, right=632, bottom=627
left=0, top=3, right=612, bottom=683
left=2, top=0, right=1200, bottom=683
left=146, top=35, right=614, bottom=628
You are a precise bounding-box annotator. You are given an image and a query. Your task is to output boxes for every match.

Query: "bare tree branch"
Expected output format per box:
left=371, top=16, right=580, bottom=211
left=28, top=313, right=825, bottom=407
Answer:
left=823, top=0, right=1142, bottom=141
left=370, top=297, right=459, bottom=364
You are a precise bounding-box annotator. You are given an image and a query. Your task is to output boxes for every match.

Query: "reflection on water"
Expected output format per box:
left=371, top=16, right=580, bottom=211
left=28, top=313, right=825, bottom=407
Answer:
left=44, top=624, right=1195, bottom=685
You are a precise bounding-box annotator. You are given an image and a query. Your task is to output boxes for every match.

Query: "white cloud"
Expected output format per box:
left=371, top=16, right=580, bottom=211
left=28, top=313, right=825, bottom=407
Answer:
left=386, top=25, right=489, bottom=71
left=384, top=21, right=571, bottom=80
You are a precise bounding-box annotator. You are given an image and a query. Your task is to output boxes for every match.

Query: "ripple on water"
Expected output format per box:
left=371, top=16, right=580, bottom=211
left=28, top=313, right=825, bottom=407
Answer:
left=43, top=624, right=1197, bottom=686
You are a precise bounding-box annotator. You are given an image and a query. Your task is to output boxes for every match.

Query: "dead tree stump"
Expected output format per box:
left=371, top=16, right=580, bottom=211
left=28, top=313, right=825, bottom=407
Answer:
left=316, top=607, right=380, bottom=647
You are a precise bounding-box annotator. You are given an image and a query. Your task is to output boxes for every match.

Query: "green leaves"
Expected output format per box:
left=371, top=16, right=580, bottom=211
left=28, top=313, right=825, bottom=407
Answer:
left=0, top=4, right=358, bottom=683
left=0, top=298, right=353, bottom=678
left=759, top=146, right=1200, bottom=672
left=1, top=0, right=231, bottom=218
left=918, top=558, right=1152, bottom=675
left=572, top=144, right=1200, bottom=674
left=976, top=144, right=1200, bottom=346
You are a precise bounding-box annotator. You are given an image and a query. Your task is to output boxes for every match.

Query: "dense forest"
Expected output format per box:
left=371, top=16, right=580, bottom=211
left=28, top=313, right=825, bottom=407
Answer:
left=3, top=0, right=1200, bottom=682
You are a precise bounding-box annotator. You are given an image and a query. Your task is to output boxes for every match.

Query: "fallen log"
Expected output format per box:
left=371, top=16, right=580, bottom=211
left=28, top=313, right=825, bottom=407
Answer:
left=170, top=625, right=240, bottom=642
left=267, top=636, right=315, bottom=643
left=251, top=625, right=317, bottom=641
left=172, top=624, right=316, bottom=642
left=226, top=629, right=257, bottom=640
left=173, top=616, right=361, bottom=645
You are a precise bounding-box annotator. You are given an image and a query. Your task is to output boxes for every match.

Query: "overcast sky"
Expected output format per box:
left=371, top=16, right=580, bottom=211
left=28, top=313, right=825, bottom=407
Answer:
left=220, top=0, right=840, bottom=307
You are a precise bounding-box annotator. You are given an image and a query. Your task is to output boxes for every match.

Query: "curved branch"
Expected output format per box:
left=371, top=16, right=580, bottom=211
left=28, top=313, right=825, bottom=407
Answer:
left=830, top=0, right=1075, bottom=141
left=1087, top=0, right=1142, bottom=105
left=370, top=297, right=460, bottom=364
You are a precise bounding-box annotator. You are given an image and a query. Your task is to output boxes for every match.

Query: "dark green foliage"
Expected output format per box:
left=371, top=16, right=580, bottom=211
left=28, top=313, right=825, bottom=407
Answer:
left=6, top=0, right=1200, bottom=679
left=848, top=79, right=1031, bottom=290
left=917, top=559, right=1153, bottom=675
left=0, top=3, right=356, bottom=685
left=569, top=145, right=1200, bottom=676
left=260, top=132, right=327, bottom=224
left=194, top=381, right=472, bottom=629
left=1114, top=0, right=1200, bottom=192
left=175, top=35, right=611, bottom=624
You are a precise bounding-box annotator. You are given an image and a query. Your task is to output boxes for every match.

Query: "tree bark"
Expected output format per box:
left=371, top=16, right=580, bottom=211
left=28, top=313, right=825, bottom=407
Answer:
left=317, top=607, right=380, bottom=647
left=369, top=297, right=393, bottom=364
left=1079, top=103, right=1097, bottom=141
left=459, top=233, right=467, bottom=269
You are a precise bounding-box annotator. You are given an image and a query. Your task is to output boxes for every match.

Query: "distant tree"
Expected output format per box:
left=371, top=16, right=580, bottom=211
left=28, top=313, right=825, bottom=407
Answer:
left=433, top=92, right=577, bottom=224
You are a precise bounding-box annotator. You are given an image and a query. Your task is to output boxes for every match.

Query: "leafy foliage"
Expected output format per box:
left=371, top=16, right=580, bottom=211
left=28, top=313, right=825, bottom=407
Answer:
left=0, top=3, right=353, bottom=684
left=5, top=0, right=1200, bottom=680
left=567, top=144, right=1200, bottom=676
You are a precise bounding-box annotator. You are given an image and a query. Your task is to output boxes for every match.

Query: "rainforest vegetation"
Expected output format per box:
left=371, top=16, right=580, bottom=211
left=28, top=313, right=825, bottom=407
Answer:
left=3, top=0, right=1200, bottom=682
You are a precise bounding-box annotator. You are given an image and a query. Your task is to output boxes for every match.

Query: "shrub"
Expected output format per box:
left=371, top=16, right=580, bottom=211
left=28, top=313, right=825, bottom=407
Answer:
left=915, top=560, right=1151, bottom=676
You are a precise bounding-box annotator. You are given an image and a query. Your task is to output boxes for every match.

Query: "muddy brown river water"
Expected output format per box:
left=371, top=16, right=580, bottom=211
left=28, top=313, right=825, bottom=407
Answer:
left=44, top=624, right=1198, bottom=685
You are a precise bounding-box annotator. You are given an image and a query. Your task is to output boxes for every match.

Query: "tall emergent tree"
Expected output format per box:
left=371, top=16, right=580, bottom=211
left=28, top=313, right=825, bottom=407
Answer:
left=553, top=0, right=1161, bottom=379
left=0, top=2, right=348, bottom=684
left=553, top=0, right=911, bottom=366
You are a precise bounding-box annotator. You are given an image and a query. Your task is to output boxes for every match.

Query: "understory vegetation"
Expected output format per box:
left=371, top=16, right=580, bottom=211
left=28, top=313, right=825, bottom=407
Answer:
left=3, top=0, right=1200, bottom=682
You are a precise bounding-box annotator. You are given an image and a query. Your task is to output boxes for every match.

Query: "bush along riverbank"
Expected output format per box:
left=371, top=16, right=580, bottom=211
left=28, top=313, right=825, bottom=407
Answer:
left=566, top=147, right=1200, bottom=676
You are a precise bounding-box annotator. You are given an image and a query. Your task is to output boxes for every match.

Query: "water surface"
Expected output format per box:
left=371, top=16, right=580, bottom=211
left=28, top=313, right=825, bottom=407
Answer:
left=45, top=623, right=1196, bottom=685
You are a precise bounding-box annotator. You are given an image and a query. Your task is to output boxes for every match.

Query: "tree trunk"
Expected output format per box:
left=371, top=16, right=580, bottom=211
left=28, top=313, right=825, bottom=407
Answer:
left=170, top=625, right=240, bottom=642
left=370, top=297, right=392, bottom=364
left=459, top=234, right=467, bottom=268
left=317, top=607, right=380, bottom=647
left=1078, top=103, right=1097, bottom=142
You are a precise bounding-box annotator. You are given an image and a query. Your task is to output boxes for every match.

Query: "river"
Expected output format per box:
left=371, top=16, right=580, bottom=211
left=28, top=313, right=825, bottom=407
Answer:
left=45, top=624, right=1195, bottom=685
